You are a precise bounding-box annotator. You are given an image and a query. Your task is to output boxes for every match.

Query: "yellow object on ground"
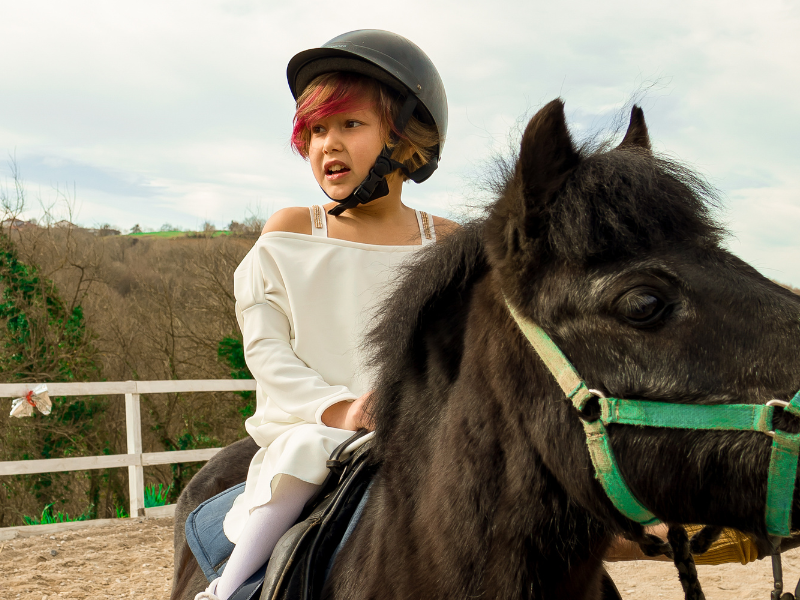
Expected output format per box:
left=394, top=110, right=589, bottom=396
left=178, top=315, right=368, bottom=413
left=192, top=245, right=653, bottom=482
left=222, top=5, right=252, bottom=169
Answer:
left=686, top=526, right=759, bottom=565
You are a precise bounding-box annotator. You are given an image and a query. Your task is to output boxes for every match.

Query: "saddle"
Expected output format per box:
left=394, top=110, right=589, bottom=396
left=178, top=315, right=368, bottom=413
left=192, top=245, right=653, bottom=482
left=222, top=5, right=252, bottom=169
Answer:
left=185, top=431, right=376, bottom=600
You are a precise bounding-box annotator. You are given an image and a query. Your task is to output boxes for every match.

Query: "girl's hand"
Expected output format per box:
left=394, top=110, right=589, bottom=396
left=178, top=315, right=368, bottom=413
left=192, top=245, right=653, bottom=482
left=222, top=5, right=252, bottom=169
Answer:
left=321, top=391, right=374, bottom=431
left=344, top=392, right=373, bottom=431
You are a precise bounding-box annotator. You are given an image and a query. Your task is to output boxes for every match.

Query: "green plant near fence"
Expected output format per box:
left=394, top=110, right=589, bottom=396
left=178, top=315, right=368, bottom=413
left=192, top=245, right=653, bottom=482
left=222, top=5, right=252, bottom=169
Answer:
left=0, top=230, right=109, bottom=523
left=144, top=482, right=172, bottom=508
left=218, top=334, right=254, bottom=420
left=22, top=503, right=93, bottom=525
left=22, top=483, right=173, bottom=524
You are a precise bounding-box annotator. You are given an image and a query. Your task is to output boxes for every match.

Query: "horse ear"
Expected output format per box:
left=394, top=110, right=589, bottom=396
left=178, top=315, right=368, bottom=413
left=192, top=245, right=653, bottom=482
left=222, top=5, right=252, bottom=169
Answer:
left=617, top=105, right=651, bottom=151
left=485, top=99, right=580, bottom=278
left=518, top=99, right=581, bottom=200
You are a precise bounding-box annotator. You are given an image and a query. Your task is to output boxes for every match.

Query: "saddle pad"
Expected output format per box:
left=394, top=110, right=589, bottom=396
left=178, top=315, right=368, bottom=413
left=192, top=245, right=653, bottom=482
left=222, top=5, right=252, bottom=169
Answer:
left=185, top=482, right=244, bottom=582
left=324, top=483, right=371, bottom=583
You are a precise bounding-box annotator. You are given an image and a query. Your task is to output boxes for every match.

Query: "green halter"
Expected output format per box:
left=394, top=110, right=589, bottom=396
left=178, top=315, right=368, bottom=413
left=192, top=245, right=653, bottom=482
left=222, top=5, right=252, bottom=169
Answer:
left=505, top=298, right=800, bottom=537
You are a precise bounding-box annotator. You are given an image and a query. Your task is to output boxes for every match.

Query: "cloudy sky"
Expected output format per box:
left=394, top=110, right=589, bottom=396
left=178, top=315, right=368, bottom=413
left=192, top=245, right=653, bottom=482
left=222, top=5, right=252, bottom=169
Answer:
left=2, top=0, right=799, bottom=285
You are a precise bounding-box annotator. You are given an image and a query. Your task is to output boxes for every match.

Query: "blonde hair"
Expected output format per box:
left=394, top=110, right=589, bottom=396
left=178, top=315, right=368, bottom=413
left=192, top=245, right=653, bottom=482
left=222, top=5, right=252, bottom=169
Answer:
left=291, top=72, right=439, bottom=181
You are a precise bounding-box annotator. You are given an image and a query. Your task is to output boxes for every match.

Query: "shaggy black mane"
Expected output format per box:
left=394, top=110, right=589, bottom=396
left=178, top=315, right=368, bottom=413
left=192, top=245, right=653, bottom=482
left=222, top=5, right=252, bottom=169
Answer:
left=366, top=221, right=488, bottom=456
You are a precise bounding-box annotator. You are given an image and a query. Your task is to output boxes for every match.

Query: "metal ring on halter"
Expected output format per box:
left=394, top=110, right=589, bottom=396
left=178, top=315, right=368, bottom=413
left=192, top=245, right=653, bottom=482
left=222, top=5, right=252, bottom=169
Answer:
left=767, top=399, right=791, bottom=408
left=571, top=389, right=607, bottom=422
left=766, top=399, right=791, bottom=438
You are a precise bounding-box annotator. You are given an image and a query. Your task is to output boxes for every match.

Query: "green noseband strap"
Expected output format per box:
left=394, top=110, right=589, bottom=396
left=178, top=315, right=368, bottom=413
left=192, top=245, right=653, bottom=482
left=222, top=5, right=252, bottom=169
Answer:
left=505, top=298, right=800, bottom=536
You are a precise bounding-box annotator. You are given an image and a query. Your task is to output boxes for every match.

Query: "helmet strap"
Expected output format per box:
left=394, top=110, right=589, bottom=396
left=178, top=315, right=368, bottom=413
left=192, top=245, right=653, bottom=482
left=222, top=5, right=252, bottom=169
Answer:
left=326, top=146, right=407, bottom=216
left=326, top=95, right=431, bottom=217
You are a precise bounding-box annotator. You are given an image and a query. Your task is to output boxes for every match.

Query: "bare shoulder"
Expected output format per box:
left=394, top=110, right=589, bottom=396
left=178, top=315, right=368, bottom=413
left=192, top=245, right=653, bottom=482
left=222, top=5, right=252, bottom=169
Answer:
left=432, top=215, right=460, bottom=239
left=261, top=207, right=312, bottom=235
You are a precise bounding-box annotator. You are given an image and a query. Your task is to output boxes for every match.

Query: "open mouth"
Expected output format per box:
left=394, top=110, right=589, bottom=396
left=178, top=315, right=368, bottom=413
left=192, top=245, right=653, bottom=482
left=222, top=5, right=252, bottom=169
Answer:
left=326, top=164, right=351, bottom=178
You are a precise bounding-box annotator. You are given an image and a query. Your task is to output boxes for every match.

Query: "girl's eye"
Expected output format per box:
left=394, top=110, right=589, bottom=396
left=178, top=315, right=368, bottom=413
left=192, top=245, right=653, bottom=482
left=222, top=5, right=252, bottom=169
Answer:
left=311, top=125, right=325, bottom=134
left=345, top=120, right=362, bottom=128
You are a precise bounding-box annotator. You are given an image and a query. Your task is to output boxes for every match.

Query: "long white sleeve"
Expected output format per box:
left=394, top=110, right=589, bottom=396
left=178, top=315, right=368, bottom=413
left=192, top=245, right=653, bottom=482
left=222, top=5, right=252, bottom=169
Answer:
left=234, top=240, right=357, bottom=425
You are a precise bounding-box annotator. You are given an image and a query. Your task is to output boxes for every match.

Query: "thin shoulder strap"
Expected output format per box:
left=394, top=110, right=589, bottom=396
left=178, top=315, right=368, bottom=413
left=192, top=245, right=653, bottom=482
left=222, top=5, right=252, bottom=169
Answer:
left=309, top=205, right=328, bottom=237
left=415, top=210, right=436, bottom=245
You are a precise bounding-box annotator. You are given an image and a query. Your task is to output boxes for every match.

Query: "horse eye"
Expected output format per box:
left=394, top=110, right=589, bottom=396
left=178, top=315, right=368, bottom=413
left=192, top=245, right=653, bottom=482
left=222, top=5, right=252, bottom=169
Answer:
left=619, top=292, right=666, bottom=325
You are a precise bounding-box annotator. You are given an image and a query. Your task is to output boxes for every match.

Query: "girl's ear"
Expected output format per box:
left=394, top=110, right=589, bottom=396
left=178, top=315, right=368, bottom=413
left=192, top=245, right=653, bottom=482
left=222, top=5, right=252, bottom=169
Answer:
left=486, top=99, right=580, bottom=279
left=617, top=105, right=651, bottom=151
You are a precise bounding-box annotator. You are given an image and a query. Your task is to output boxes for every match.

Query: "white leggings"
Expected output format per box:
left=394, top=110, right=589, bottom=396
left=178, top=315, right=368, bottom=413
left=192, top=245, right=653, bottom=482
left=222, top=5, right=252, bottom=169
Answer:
left=214, top=476, right=319, bottom=600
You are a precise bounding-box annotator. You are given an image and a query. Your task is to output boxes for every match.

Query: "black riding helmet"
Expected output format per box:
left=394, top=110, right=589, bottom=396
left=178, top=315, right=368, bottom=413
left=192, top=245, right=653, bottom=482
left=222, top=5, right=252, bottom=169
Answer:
left=287, top=29, right=448, bottom=215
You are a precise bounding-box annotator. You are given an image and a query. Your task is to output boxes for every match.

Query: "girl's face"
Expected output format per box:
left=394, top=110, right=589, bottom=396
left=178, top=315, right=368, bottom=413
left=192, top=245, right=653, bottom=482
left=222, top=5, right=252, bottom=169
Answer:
left=307, top=104, right=385, bottom=201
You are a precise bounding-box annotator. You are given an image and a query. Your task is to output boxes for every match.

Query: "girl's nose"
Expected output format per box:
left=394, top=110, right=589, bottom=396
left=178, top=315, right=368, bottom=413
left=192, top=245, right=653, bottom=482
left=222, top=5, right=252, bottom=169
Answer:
left=323, top=128, right=343, bottom=154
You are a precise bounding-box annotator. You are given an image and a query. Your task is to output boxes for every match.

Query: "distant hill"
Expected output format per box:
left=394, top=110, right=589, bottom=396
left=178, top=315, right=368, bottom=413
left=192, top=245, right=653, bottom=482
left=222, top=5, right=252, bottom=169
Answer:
left=128, top=230, right=231, bottom=238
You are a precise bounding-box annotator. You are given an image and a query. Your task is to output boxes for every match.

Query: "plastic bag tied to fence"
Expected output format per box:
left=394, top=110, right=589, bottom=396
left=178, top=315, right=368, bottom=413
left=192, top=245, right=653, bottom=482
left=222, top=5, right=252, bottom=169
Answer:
left=10, top=384, right=52, bottom=418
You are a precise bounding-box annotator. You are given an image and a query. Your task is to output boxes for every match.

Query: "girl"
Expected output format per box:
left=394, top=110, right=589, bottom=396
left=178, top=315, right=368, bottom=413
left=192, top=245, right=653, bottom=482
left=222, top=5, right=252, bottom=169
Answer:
left=196, top=30, right=453, bottom=600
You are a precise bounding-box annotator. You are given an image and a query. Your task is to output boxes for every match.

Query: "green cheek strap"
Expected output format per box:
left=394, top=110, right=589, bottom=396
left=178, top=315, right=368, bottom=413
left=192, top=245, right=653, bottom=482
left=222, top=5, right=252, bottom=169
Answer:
left=766, top=391, right=800, bottom=536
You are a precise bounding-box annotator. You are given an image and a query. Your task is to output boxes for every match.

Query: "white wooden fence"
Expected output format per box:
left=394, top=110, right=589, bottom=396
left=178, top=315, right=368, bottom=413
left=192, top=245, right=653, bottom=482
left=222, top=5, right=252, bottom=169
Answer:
left=0, top=379, right=256, bottom=530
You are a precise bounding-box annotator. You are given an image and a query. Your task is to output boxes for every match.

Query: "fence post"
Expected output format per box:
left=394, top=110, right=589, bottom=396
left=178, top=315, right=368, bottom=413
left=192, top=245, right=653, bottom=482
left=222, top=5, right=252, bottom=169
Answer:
left=125, top=383, right=145, bottom=518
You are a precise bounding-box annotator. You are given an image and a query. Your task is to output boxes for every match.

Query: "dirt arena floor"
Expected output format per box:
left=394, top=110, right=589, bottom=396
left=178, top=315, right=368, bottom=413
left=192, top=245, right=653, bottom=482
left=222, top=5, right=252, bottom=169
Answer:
left=0, top=517, right=174, bottom=600
left=1, top=516, right=799, bottom=600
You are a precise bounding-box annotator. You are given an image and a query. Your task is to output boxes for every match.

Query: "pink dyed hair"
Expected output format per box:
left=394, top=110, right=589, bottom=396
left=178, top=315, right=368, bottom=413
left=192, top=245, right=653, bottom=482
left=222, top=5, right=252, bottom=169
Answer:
left=291, top=72, right=439, bottom=179
left=291, top=73, right=399, bottom=158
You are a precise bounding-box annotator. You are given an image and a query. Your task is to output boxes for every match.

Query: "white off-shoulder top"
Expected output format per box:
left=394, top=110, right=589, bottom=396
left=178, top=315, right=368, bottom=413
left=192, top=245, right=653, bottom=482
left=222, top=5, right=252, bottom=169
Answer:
left=223, top=206, right=435, bottom=542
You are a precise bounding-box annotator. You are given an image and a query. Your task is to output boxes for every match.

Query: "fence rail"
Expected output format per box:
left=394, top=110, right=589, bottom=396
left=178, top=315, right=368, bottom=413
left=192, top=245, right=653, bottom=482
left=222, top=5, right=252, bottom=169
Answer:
left=0, top=379, right=256, bottom=526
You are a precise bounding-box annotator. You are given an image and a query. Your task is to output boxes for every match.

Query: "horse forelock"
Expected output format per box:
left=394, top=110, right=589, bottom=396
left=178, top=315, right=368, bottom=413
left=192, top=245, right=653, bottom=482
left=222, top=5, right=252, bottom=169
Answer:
left=485, top=131, right=728, bottom=293
left=554, top=147, right=725, bottom=262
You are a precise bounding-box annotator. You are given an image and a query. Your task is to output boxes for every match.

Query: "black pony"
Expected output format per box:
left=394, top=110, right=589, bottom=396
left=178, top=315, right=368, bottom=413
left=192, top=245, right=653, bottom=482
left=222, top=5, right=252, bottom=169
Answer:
left=172, top=100, right=800, bottom=600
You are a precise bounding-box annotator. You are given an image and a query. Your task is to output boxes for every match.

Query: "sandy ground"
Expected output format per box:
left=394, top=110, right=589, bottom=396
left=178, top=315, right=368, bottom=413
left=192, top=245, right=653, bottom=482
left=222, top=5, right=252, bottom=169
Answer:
left=1, top=517, right=799, bottom=600
left=606, top=549, right=800, bottom=600
left=0, top=518, right=174, bottom=600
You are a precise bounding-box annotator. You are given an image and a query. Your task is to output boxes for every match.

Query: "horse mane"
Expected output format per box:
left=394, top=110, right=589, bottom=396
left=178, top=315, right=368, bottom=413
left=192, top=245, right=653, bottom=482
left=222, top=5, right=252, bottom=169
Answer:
left=365, top=221, right=489, bottom=455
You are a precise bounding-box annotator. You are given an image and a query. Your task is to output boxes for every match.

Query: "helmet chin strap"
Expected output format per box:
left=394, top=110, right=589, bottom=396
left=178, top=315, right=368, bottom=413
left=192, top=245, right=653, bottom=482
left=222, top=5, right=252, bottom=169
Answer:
left=325, top=95, right=438, bottom=217
left=325, top=146, right=407, bottom=216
